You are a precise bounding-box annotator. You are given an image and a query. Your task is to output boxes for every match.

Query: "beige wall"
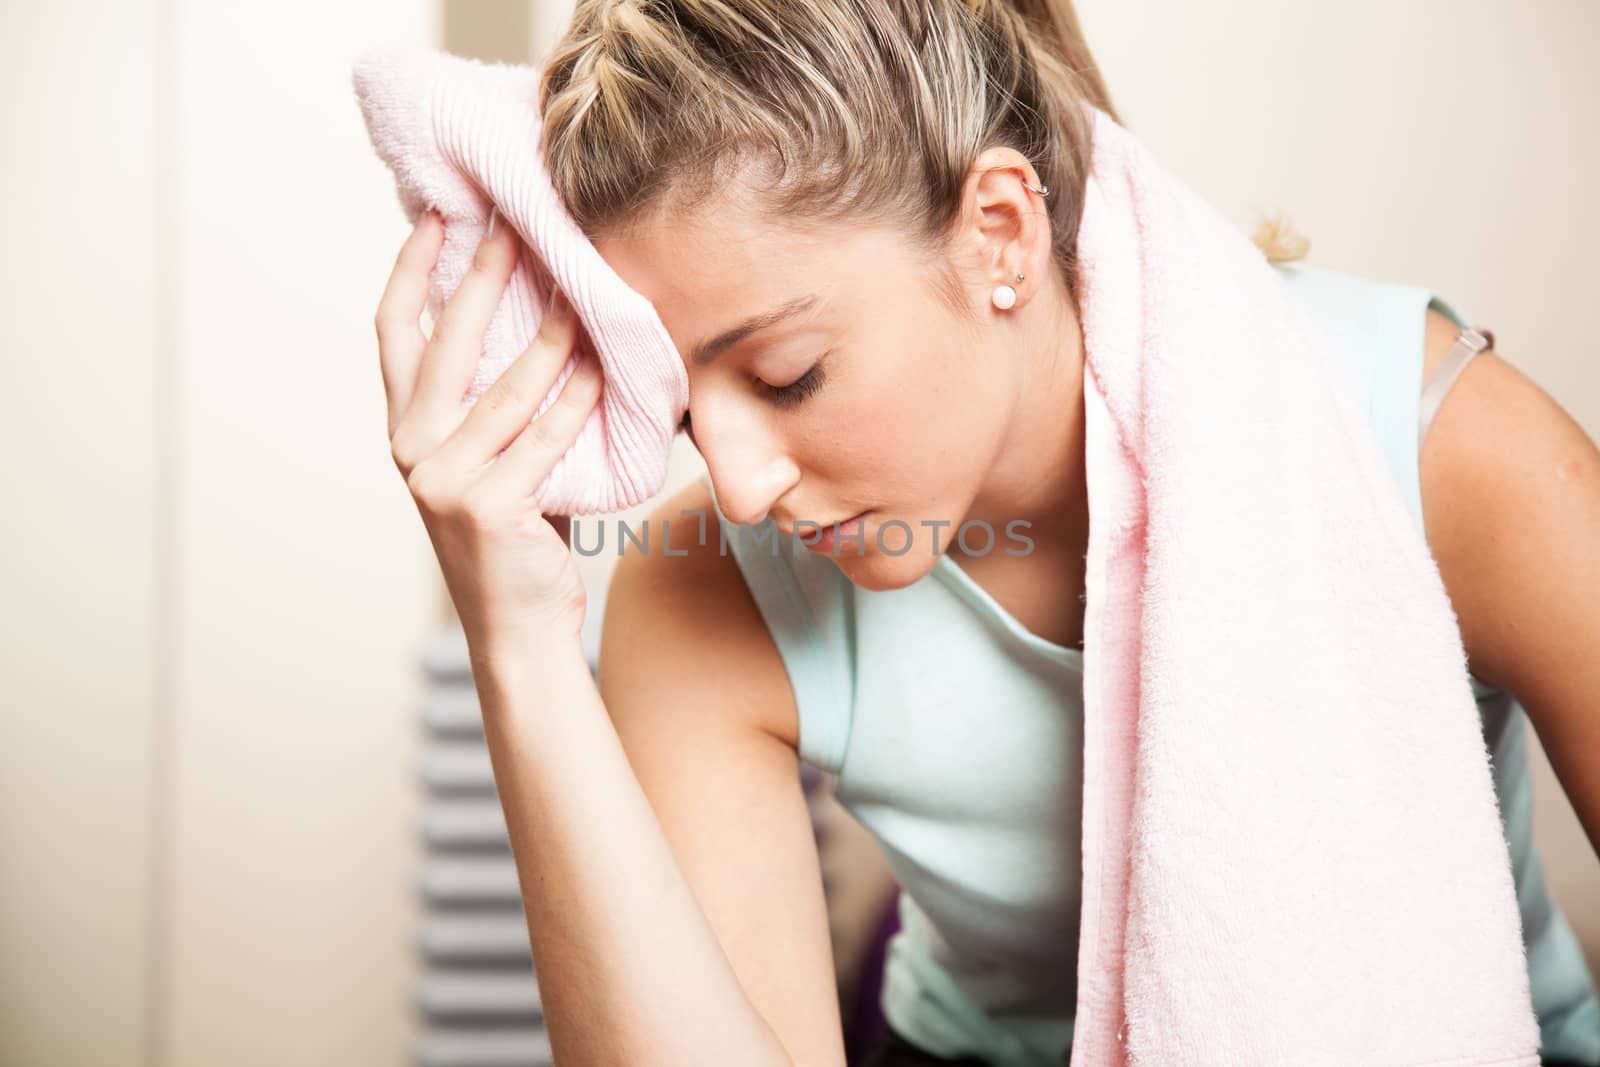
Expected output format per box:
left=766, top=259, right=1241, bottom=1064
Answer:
left=3, top=0, right=445, bottom=1064
left=1, top=3, right=164, bottom=1065
left=161, top=1, right=445, bottom=1063
left=1, top=3, right=1593, bottom=1066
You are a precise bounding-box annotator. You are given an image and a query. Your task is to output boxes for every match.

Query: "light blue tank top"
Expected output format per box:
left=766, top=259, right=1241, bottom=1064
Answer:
left=709, top=263, right=1600, bottom=1067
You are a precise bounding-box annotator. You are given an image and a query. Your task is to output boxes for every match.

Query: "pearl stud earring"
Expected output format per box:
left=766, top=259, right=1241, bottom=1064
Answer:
left=992, top=271, right=1025, bottom=311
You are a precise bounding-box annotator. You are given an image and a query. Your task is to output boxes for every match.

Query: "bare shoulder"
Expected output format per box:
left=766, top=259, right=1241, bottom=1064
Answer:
left=597, top=477, right=800, bottom=750
left=1417, top=306, right=1599, bottom=689
left=1418, top=305, right=1515, bottom=681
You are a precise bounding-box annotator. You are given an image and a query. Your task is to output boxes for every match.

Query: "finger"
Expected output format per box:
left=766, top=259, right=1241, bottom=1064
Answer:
left=477, top=354, right=605, bottom=503
left=412, top=206, right=522, bottom=432
left=434, top=288, right=581, bottom=469
left=375, top=210, right=446, bottom=433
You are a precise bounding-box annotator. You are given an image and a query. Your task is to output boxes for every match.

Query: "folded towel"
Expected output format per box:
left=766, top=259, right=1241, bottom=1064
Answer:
left=351, top=44, right=688, bottom=515
left=1073, top=104, right=1540, bottom=1065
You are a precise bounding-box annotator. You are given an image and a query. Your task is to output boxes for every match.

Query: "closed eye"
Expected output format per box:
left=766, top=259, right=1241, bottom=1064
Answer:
left=679, top=352, right=830, bottom=442
left=761, top=357, right=828, bottom=410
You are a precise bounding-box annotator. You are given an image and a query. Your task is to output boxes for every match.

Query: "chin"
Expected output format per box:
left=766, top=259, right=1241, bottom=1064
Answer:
left=816, top=542, right=941, bottom=591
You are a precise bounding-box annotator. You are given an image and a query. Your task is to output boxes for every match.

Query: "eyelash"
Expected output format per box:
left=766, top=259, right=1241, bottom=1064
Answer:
left=761, top=356, right=828, bottom=410
left=678, top=354, right=829, bottom=436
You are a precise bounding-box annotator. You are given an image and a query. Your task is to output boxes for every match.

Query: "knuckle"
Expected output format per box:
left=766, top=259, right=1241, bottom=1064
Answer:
left=402, top=456, right=434, bottom=501
left=522, top=417, right=559, bottom=454
left=427, top=312, right=456, bottom=348
left=389, top=433, right=419, bottom=478
left=552, top=381, right=592, bottom=418
left=390, top=446, right=412, bottom=481
left=428, top=319, right=469, bottom=363
left=457, top=483, right=501, bottom=527
left=554, top=378, right=597, bottom=422
left=404, top=456, right=452, bottom=511
left=425, top=327, right=455, bottom=362
left=483, top=375, right=530, bottom=415
left=471, top=239, right=509, bottom=275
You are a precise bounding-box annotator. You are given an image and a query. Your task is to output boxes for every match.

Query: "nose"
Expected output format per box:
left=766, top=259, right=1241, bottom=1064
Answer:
left=691, top=402, right=799, bottom=527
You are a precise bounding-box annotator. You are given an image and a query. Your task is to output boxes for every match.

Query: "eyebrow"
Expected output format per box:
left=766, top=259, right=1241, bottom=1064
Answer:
left=691, top=293, right=820, bottom=366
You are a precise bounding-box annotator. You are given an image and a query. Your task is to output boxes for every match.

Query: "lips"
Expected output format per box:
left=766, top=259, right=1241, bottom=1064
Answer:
left=776, top=510, right=868, bottom=541
left=799, top=511, right=870, bottom=553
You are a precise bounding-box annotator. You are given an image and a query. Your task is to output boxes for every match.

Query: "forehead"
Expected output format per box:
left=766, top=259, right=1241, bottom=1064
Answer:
left=596, top=200, right=791, bottom=303
left=593, top=190, right=916, bottom=355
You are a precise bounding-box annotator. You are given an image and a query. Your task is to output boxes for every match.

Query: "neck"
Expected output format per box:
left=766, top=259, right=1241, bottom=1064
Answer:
left=955, top=275, right=1090, bottom=562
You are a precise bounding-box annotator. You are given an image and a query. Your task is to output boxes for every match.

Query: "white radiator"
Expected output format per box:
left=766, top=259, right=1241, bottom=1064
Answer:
left=414, top=620, right=552, bottom=1067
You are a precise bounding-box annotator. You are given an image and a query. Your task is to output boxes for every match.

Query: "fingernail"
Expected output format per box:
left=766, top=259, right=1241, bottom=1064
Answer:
left=485, top=206, right=499, bottom=240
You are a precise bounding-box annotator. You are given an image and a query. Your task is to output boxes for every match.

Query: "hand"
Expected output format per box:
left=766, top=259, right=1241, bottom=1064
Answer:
left=374, top=209, right=603, bottom=655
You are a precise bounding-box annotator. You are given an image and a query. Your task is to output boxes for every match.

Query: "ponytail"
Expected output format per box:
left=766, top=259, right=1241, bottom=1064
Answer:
left=1004, top=0, right=1121, bottom=124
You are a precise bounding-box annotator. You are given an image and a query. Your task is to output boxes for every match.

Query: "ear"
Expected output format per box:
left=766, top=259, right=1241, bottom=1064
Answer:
left=961, top=145, right=1052, bottom=310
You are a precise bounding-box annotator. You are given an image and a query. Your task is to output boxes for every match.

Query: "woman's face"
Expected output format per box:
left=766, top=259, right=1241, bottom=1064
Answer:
left=594, top=182, right=1051, bottom=591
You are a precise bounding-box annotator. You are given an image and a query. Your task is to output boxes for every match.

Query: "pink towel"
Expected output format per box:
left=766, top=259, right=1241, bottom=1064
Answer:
left=351, top=44, right=688, bottom=515
left=1073, top=105, right=1540, bottom=1064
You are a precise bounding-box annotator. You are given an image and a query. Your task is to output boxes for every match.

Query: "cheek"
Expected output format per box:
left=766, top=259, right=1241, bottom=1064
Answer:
left=835, top=329, right=991, bottom=481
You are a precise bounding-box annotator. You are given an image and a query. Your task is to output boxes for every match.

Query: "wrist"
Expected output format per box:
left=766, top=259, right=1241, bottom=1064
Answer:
left=466, top=624, right=590, bottom=687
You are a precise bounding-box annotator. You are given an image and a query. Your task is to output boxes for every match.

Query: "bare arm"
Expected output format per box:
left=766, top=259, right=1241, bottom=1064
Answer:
left=1419, top=310, right=1600, bottom=859
left=375, top=212, right=840, bottom=1064
left=475, top=480, right=846, bottom=1066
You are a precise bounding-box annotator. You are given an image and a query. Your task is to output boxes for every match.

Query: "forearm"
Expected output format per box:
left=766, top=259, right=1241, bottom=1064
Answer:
left=471, top=637, right=794, bottom=1067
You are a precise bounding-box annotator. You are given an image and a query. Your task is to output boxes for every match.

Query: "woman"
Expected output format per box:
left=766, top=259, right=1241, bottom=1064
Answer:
left=372, top=2, right=1600, bottom=1064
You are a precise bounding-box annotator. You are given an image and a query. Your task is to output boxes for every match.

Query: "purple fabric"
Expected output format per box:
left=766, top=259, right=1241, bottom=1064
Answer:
left=845, top=889, right=902, bottom=1066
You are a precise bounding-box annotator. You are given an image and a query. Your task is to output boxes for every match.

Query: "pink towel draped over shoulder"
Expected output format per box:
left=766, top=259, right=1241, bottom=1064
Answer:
left=1071, top=105, right=1539, bottom=1066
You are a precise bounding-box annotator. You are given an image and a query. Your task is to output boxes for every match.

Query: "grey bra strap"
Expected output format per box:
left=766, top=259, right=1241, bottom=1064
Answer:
left=1418, top=325, right=1495, bottom=453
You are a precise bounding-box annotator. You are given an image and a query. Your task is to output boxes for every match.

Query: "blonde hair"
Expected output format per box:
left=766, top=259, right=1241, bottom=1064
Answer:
left=538, top=0, right=1306, bottom=313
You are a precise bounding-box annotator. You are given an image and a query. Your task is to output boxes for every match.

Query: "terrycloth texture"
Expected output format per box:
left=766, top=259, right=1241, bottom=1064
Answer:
left=1071, top=104, right=1541, bottom=1065
left=351, top=44, right=688, bottom=515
